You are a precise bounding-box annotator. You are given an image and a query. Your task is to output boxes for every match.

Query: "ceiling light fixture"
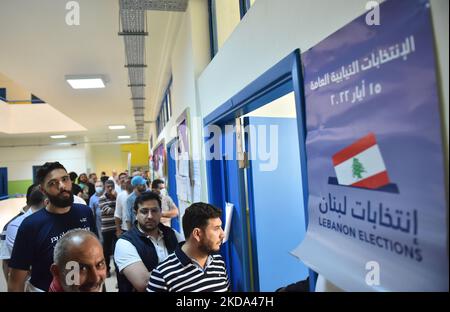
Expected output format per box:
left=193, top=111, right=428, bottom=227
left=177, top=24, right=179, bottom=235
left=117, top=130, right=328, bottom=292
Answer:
left=109, top=125, right=126, bottom=130
left=50, top=135, right=67, bottom=139
left=118, top=135, right=131, bottom=139
left=65, top=75, right=107, bottom=89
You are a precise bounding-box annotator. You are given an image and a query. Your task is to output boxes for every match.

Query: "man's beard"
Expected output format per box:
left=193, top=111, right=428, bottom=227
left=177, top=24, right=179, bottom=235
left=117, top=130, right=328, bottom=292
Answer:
left=198, top=238, right=220, bottom=255
left=47, top=190, right=74, bottom=208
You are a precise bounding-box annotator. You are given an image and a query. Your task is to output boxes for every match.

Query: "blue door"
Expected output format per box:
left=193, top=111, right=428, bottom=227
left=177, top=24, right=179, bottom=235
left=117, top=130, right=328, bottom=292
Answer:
left=203, top=51, right=316, bottom=291
left=221, top=123, right=252, bottom=292
left=205, top=122, right=252, bottom=291
left=0, top=167, right=8, bottom=199
left=244, top=116, right=309, bottom=291
left=166, top=140, right=180, bottom=232
left=32, top=166, right=42, bottom=184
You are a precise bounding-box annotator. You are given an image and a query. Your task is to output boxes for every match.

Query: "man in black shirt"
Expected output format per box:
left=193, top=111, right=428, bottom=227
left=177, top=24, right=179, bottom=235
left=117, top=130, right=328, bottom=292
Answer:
left=8, top=162, right=97, bottom=292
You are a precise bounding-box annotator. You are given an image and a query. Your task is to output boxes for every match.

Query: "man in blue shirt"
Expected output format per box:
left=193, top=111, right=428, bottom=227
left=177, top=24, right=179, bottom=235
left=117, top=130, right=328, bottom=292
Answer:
left=125, top=176, right=147, bottom=230
left=8, top=162, right=97, bottom=292
left=89, top=180, right=105, bottom=243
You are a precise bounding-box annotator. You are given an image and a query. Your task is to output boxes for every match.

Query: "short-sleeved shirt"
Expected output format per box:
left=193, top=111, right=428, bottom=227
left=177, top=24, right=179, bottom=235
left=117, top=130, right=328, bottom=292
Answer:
left=4, top=209, right=34, bottom=259
left=114, top=190, right=130, bottom=231
left=126, top=192, right=138, bottom=226
left=114, top=229, right=184, bottom=273
left=160, top=195, right=176, bottom=227
left=0, top=210, right=25, bottom=260
left=146, top=243, right=230, bottom=292
left=9, top=203, right=97, bottom=291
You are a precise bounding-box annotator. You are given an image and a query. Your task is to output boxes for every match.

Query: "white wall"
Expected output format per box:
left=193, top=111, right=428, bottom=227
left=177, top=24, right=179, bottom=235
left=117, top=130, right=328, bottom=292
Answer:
left=198, top=0, right=449, bottom=157
left=151, top=0, right=211, bottom=201
left=0, top=144, right=86, bottom=180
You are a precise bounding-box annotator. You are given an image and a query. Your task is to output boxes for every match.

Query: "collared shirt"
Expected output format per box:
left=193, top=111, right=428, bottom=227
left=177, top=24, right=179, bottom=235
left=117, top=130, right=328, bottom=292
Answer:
left=114, top=225, right=184, bottom=273
left=98, top=193, right=116, bottom=232
left=137, top=225, right=168, bottom=263
left=146, top=243, right=230, bottom=292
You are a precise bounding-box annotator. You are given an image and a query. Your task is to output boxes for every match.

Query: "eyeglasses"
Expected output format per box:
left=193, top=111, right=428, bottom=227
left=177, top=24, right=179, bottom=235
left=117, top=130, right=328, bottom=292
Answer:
left=138, top=208, right=160, bottom=216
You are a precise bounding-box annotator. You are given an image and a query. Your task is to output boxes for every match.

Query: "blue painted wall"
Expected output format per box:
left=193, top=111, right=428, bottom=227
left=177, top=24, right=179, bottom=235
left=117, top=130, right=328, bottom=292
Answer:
left=247, top=116, right=309, bottom=291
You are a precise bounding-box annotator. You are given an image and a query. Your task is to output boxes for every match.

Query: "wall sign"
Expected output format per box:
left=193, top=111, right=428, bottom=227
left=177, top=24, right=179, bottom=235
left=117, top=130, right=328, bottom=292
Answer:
left=294, top=0, right=448, bottom=291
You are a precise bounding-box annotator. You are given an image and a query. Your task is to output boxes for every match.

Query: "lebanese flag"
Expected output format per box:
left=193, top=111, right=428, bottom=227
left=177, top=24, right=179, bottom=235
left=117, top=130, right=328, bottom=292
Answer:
left=332, top=133, right=390, bottom=189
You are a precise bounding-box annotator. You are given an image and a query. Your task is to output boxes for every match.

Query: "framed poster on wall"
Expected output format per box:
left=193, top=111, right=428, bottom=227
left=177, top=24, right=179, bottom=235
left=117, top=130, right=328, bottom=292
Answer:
left=152, top=140, right=166, bottom=180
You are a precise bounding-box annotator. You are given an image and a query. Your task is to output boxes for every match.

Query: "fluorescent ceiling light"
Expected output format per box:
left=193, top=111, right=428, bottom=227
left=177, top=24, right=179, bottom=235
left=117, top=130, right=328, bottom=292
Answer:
left=65, top=75, right=106, bottom=89
left=118, top=135, right=131, bottom=139
left=50, top=135, right=67, bottom=139
left=109, top=125, right=126, bottom=130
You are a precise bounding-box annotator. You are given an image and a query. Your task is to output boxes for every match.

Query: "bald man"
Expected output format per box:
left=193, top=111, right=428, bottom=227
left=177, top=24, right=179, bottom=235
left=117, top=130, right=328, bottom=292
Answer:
left=49, top=229, right=107, bottom=292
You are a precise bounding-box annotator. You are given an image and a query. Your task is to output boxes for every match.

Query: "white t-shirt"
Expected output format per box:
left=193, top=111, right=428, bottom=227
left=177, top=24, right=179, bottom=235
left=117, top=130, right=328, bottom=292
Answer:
left=2, top=209, right=33, bottom=259
left=114, top=230, right=184, bottom=273
left=114, top=190, right=129, bottom=231
left=73, top=195, right=86, bottom=205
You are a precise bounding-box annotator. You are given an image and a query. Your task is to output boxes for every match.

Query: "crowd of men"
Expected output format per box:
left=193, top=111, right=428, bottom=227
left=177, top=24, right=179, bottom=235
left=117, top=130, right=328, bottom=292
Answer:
left=0, top=162, right=229, bottom=292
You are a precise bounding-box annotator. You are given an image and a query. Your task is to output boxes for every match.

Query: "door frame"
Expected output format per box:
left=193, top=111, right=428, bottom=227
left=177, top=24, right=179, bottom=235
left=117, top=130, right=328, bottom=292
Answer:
left=166, top=138, right=180, bottom=232
left=203, top=49, right=315, bottom=291
left=0, top=167, right=8, bottom=199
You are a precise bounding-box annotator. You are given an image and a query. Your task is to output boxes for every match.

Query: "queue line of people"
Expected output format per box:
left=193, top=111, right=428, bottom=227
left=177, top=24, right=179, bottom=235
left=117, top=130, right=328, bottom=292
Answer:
left=0, top=161, right=229, bottom=292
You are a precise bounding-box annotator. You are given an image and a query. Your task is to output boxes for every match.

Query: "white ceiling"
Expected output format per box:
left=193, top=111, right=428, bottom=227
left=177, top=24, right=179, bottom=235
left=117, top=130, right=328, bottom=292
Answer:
left=0, top=0, right=183, bottom=147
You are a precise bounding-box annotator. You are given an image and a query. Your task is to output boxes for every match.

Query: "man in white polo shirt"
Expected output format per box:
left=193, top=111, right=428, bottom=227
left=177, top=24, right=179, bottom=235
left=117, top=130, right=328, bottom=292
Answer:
left=114, top=191, right=183, bottom=292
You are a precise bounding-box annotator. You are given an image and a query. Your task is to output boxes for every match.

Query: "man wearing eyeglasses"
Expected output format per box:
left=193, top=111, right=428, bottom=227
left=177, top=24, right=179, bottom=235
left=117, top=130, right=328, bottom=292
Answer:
left=114, top=191, right=183, bottom=292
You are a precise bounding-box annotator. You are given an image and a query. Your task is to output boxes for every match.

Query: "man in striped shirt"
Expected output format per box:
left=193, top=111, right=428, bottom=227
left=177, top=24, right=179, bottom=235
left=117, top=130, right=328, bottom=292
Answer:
left=98, top=179, right=117, bottom=277
left=147, top=202, right=229, bottom=292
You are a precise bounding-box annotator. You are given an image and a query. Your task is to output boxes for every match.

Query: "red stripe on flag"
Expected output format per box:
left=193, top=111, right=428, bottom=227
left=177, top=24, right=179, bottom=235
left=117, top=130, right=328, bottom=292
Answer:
left=332, top=133, right=377, bottom=166
left=351, top=171, right=390, bottom=189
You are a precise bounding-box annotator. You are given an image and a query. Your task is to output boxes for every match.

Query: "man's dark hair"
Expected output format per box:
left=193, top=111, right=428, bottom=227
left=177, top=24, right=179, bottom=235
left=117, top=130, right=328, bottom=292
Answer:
left=100, top=176, right=109, bottom=184
left=118, top=172, right=127, bottom=179
left=151, top=179, right=164, bottom=189
left=104, top=180, right=115, bottom=187
left=182, top=203, right=222, bottom=239
left=134, top=191, right=161, bottom=212
left=68, top=171, right=78, bottom=182
left=28, top=188, right=45, bottom=207
left=26, top=183, right=39, bottom=204
left=36, top=162, right=67, bottom=185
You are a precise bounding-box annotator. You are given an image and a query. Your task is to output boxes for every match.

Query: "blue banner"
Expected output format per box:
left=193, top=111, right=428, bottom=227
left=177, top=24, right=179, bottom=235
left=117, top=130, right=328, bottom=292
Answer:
left=294, top=0, right=448, bottom=291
